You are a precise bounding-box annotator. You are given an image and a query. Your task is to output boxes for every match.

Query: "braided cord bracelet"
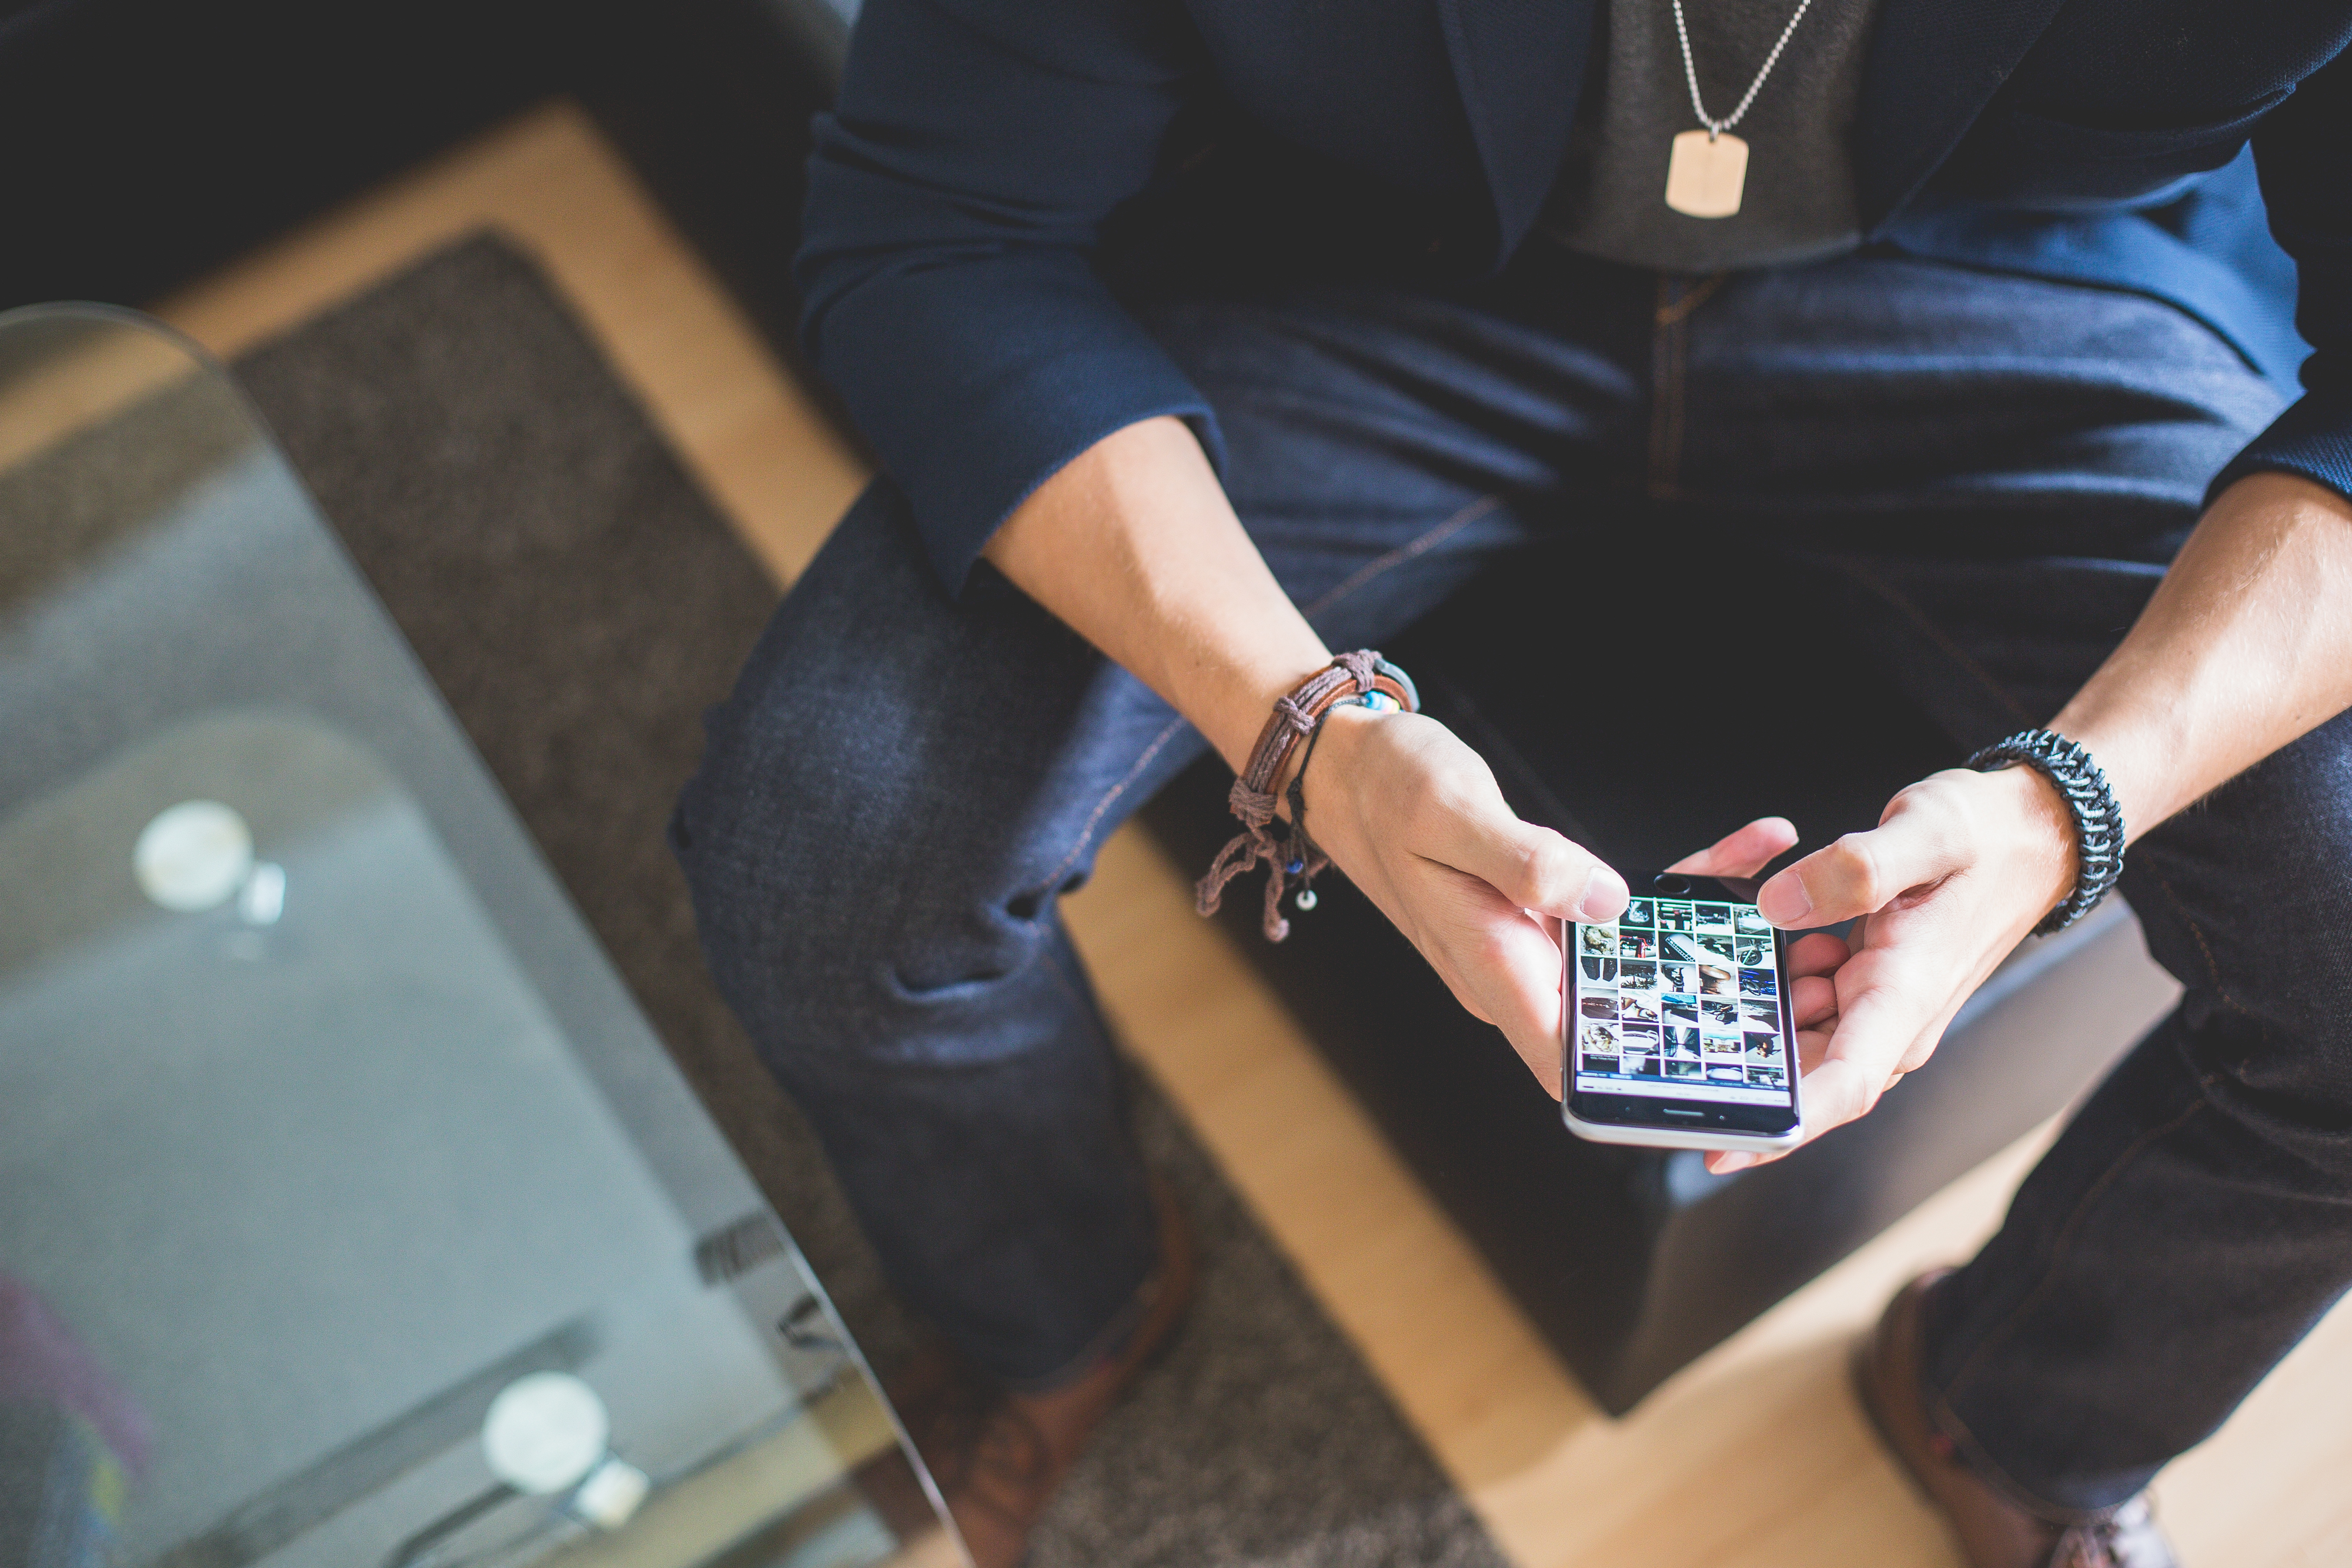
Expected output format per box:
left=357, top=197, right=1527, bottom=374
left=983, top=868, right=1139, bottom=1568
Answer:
left=1197, top=650, right=1419, bottom=941
left=1965, top=728, right=2124, bottom=935
left=1280, top=681, right=1411, bottom=914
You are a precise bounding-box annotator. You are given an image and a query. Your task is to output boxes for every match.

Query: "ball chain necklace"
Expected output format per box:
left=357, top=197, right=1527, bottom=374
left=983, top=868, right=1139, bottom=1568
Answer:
left=1663, top=0, right=1819, bottom=218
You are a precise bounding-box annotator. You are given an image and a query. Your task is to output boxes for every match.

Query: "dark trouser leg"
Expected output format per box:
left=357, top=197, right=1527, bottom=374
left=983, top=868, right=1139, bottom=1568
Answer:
left=1920, top=718, right=2352, bottom=1514
left=671, top=275, right=1641, bottom=1385
left=1668, top=253, right=2347, bottom=1514
left=673, top=492, right=1197, bottom=1385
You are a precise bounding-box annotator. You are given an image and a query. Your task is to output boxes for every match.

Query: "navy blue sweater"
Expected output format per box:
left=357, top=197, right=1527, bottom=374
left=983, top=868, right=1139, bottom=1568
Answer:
left=796, top=0, right=2352, bottom=591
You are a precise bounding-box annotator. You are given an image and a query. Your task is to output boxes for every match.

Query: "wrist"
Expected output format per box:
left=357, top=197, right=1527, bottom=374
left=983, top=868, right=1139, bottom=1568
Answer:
left=1964, top=727, right=2124, bottom=934
left=1194, top=651, right=1419, bottom=942
left=1978, top=763, right=2079, bottom=920
left=2040, top=709, right=2163, bottom=850
left=1201, top=651, right=1332, bottom=778
left=1288, top=698, right=1379, bottom=817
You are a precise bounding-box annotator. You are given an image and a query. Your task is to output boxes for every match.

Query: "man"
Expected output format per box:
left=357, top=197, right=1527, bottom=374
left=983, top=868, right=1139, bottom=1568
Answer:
left=671, top=3, right=2352, bottom=1564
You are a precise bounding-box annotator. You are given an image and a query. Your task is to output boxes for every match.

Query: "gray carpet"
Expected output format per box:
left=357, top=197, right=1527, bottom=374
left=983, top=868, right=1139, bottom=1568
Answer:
left=229, top=235, right=1509, bottom=1568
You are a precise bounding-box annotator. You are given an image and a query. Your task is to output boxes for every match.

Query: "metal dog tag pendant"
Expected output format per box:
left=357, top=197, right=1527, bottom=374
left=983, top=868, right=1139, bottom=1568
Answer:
left=1665, top=129, right=1748, bottom=218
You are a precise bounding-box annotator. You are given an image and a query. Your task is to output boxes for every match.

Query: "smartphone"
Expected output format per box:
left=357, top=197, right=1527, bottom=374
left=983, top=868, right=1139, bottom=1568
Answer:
left=1561, top=871, right=1803, bottom=1153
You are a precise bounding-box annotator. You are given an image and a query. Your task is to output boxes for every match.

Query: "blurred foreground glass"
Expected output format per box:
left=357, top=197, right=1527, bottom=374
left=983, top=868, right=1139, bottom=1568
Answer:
left=0, top=306, right=966, bottom=1568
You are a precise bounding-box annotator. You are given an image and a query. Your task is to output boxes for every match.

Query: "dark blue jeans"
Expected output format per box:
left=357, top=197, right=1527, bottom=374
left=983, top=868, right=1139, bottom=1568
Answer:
left=674, top=245, right=2352, bottom=1516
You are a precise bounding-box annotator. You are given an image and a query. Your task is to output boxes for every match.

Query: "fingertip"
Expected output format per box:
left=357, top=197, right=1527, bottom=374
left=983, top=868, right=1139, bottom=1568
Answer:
left=1788, top=933, right=1850, bottom=982
left=1789, top=930, right=1852, bottom=967
left=1799, top=1058, right=1873, bottom=1131
left=1757, top=868, right=1813, bottom=927
left=1709, top=1152, right=1755, bottom=1175
left=1575, top=863, right=1629, bottom=922
left=1791, top=974, right=1838, bottom=1027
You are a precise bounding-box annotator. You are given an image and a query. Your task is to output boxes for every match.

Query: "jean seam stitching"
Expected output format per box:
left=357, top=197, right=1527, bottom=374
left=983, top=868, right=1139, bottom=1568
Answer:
left=1671, top=312, right=1688, bottom=493
left=1299, top=492, right=1505, bottom=620
left=2152, top=868, right=2252, bottom=1017
left=1646, top=271, right=1725, bottom=500
left=1648, top=278, right=1682, bottom=500
left=1927, top=1083, right=2217, bottom=1516
left=1653, top=270, right=1729, bottom=327
left=1034, top=716, right=1192, bottom=892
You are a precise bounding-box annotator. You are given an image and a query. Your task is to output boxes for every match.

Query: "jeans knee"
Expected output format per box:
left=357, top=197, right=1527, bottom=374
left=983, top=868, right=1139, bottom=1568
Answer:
left=676, top=720, right=836, bottom=1001
left=2130, top=711, right=2352, bottom=1035
left=671, top=481, right=1141, bottom=1069
left=673, top=696, right=1073, bottom=1072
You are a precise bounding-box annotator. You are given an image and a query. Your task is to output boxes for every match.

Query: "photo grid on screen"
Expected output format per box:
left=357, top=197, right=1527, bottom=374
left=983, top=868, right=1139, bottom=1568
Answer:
left=1575, top=898, right=1787, bottom=1095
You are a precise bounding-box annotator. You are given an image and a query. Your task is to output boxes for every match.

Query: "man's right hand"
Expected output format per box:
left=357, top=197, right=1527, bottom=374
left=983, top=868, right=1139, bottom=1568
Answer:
left=1295, top=702, right=1619, bottom=1089
left=1299, top=702, right=1801, bottom=1094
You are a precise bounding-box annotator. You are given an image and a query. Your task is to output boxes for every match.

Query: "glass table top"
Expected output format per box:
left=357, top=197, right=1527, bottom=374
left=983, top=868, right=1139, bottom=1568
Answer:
left=0, top=305, right=963, bottom=1568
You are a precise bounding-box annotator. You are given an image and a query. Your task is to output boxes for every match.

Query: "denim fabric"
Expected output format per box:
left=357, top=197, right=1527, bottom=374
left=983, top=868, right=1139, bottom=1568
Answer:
left=1921, top=720, right=2352, bottom=1516
left=676, top=244, right=2350, bottom=1500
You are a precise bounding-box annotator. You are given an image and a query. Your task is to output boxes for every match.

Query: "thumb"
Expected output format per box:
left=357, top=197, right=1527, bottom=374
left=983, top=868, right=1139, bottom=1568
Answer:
left=1434, top=805, right=1628, bottom=924
left=1756, top=786, right=1966, bottom=927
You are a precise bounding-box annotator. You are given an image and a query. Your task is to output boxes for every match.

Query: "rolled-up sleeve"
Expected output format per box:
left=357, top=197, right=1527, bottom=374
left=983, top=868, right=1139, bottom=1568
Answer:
left=2210, top=43, right=2352, bottom=506
left=795, top=0, right=1222, bottom=591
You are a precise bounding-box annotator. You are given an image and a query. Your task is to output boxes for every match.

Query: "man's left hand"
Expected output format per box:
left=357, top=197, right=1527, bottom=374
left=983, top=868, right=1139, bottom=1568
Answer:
left=1702, top=763, right=2079, bottom=1175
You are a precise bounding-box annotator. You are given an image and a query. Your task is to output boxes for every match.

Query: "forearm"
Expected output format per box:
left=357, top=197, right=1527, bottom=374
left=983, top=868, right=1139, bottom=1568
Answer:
left=985, top=416, right=1756, bottom=1091
left=981, top=416, right=1331, bottom=771
left=2052, top=472, right=2352, bottom=841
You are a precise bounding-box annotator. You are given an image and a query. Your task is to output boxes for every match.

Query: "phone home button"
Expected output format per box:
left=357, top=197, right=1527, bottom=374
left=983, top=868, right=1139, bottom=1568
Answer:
left=1652, top=874, right=1694, bottom=896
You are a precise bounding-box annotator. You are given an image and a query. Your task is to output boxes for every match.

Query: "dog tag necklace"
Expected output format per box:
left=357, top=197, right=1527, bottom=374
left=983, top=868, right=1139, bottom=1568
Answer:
left=1665, top=0, right=1818, bottom=218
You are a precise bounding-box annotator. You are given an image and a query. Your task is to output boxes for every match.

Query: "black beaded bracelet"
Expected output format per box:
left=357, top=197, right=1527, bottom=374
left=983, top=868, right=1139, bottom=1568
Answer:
left=1965, top=728, right=2124, bottom=936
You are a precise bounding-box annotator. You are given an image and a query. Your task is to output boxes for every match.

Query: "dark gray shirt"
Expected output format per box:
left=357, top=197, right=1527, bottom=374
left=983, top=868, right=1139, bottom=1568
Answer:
left=1544, top=0, right=1881, bottom=273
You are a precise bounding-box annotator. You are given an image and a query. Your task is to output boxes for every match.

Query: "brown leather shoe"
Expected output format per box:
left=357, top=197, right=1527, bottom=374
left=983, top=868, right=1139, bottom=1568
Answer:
left=887, top=1182, right=1197, bottom=1568
left=1854, top=1271, right=2178, bottom=1568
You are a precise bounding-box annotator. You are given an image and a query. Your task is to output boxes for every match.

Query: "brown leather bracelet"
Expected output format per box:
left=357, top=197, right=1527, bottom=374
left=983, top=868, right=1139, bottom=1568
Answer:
left=1195, top=650, right=1419, bottom=941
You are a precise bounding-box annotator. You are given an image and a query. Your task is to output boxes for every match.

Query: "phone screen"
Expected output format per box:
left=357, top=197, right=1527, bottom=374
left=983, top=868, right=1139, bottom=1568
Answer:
left=1566, top=882, right=1799, bottom=1135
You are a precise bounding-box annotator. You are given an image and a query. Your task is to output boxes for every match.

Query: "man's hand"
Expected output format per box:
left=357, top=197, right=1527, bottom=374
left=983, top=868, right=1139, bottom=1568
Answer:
left=1687, top=473, right=2352, bottom=1175
left=1702, top=763, right=2077, bottom=1174
left=1304, top=702, right=1801, bottom=1093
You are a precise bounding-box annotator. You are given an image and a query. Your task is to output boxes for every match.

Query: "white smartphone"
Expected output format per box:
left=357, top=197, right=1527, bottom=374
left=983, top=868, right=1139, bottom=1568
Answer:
left=1561, top=871, right=1803, bottom=1154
